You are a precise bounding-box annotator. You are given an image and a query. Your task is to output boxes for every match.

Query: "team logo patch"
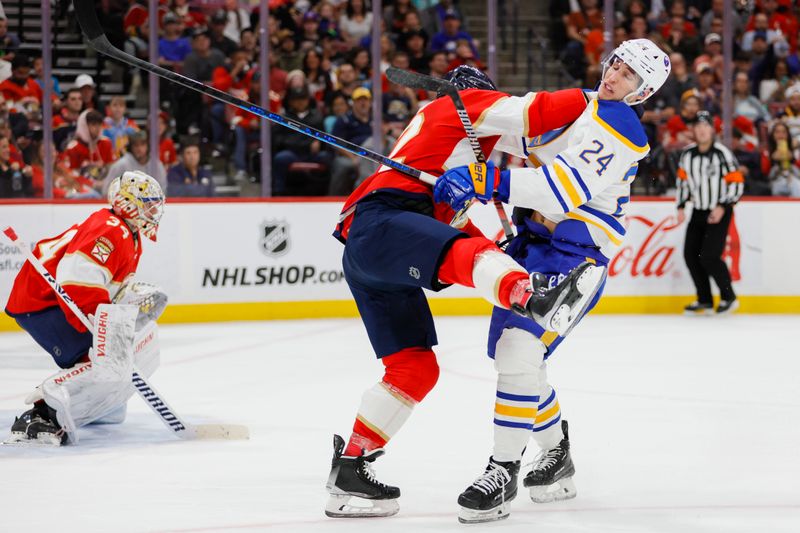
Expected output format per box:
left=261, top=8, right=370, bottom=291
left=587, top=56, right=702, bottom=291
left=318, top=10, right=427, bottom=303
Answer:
left=91, top=239, right=114, bottom=264
left=260, top=220, right=290, bottom=257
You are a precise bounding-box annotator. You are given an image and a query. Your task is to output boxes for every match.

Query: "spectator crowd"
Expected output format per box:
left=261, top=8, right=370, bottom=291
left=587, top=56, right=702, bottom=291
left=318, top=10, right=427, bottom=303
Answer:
left=552, top=0, right=800, bottom=197
left=0, top=0, right=481, bottom=198
left=2, top=0, right=800, bottom=199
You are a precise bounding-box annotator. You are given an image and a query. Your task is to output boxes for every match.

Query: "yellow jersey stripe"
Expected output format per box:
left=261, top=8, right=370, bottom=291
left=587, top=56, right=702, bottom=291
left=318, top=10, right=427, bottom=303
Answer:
left=567, top=211, right=623, bottom=246
left=554, top=163, right=582, bottom=208
left=591, top=100, right=649, bottom=153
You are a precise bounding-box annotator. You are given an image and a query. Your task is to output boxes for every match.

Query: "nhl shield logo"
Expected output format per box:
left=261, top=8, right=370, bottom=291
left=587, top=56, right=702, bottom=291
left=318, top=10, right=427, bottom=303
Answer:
left=260, top=220, right=290, bottom=257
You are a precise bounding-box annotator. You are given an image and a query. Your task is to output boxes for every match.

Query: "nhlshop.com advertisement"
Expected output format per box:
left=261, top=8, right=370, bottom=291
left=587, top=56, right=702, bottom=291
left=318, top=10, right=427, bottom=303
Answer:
left=0, top=198, right=798, bottom=327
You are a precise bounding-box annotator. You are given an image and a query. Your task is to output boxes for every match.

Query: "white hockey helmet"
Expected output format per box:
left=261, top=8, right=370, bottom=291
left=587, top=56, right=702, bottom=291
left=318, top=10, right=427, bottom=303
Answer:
left=601, top=38, right=671, bottom=105
left=108, top=170, right=165, bottom=242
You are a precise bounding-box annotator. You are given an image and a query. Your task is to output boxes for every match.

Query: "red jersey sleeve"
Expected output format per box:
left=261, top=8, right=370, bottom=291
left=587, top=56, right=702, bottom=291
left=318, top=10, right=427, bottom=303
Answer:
left=55, top=211, right=141, bottom=331
left=464, top=88, right=588, bottom=140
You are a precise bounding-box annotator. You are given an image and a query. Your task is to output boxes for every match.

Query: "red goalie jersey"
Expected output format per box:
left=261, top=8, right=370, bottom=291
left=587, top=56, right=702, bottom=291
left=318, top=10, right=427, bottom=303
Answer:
left=334, top=88, right=590, bottom=241
left=5, top=209, right=142, bottom=332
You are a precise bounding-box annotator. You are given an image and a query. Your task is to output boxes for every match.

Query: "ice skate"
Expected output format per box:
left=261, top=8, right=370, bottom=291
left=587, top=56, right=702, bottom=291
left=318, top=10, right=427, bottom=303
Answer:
left=523, top=420, right=576, bottom=503
left=5, top=402, right=66, bottom=446
left=325, top=434, right=400, bottom=518
left=684, top=301, right=714, bottom=316
left=457, top=457, right=519, bottom=524
left=716, top=298, right=739, bottom=315
left=517, top=262, right=606, bottom=336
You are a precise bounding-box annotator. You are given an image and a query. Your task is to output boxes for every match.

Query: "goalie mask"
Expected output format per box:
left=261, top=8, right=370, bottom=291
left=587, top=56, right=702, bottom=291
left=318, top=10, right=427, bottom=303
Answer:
left=439, top=65, right=498, bottom=98
left=601, top=38, right=670, bottom=105
left=108, top=171, right=165, bottom=242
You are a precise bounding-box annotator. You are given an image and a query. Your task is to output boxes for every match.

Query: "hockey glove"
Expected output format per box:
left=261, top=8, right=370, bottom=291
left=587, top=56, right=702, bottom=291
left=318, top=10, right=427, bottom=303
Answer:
left=433, top=161, right=510, bottom=211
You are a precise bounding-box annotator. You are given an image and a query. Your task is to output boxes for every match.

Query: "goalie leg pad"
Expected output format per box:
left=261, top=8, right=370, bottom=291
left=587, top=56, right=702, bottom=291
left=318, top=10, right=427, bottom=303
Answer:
left=39, top=304, right=138, bottom=443
left=90, top=319, right=161, bottom=425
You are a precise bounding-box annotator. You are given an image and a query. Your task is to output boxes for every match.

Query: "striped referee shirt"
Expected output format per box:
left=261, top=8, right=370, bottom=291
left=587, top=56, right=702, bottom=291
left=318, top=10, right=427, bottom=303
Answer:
left=676, top=142, right=744, bottom=210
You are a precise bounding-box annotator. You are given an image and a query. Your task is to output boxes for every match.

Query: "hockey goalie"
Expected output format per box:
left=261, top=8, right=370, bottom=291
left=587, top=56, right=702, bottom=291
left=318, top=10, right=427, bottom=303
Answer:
left=3, top=171, right=167, bottom=445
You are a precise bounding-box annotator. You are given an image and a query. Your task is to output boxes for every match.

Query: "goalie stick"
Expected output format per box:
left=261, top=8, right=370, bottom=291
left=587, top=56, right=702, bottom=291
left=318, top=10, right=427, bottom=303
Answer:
left=386, top=67, right=515, bottom=240
left=1, top=226, right=249, bottom=441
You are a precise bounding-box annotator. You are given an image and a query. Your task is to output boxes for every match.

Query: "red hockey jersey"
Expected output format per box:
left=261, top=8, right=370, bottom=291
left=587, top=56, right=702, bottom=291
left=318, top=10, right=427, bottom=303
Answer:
left=5, top=209, right=142, bottom=332
left=334, top=88, right=589, bottom=241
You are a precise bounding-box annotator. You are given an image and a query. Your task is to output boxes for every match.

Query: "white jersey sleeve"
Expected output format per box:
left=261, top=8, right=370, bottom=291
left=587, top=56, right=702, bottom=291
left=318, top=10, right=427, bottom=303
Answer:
left=504, top=99, right=649, bottom=215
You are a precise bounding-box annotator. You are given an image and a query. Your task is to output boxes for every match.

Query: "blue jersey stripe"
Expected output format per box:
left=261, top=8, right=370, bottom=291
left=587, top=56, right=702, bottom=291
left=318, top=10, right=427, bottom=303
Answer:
left=494, top=418, right=534, bottom=430
left=556, top=155, right=592, bottom=200
left=532, top=414, right=562, bottom=432
left=538, top=389, right=556, bottom=410
left=497, top=391, right=541, bottom=403
left=542, top=166, right=569, bottom=212
left=578, top=204, right=626, bottom=234
left=623, top=165, right=638, bottom=182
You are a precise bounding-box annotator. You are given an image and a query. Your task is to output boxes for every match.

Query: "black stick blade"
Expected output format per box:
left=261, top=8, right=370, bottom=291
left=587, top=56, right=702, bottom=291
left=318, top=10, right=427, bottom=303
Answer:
left=73, top=0, right=106, bottom=42
left=386, top=67, right=454, bottom=94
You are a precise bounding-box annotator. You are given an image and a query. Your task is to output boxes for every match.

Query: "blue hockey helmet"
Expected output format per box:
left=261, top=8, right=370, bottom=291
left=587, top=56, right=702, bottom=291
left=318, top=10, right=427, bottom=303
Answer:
left=440, top=65, right=498, bottom=97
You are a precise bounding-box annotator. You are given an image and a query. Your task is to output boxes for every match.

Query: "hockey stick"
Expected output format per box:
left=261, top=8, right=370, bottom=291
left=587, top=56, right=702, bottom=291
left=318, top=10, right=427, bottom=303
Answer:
left=72, top=0, right=438, bottom=187
left=2, top=226, right=249, bottom=441
left=386, top=67, right=515, bottom=240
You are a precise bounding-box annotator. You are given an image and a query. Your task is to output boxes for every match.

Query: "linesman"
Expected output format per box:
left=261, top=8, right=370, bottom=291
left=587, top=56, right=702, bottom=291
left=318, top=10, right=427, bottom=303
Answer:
left=676, top=111, right=744, bottom=315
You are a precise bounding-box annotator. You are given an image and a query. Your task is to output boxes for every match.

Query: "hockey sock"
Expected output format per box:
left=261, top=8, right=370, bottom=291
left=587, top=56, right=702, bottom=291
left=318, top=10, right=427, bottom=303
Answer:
left=530, top=385, right=564, bottom=451
left=438, top=238, right=529, bottom=309
left=437, top=236, right=496, bottom=287
left=493, top=373, right=541, bottom=462
left=345, top=348, right=439, bottom=456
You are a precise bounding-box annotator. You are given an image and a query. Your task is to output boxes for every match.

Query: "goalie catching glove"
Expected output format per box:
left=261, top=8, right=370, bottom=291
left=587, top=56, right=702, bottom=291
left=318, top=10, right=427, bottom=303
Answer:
left=113, top=282, right=168, bottom=330
left=433, top=161, right=510, bottom=212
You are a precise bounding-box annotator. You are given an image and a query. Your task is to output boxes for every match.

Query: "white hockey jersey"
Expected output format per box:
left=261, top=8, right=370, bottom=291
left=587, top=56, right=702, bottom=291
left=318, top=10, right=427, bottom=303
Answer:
left=495, top=98, right=648, bottom=260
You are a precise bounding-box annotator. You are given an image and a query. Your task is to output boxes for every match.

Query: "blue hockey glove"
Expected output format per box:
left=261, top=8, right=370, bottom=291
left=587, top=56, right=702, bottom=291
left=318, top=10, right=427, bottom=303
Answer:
left=433, top=161, right=509, bottom=211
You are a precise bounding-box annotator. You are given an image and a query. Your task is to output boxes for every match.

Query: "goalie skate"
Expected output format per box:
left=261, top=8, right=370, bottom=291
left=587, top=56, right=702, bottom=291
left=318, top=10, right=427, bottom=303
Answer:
left=519, top=262, right=606, bottom=337
left=5, top=403, right=67, bottom=446
left=457, top=457, right=519, bottom=524
left=325, top=434, right=400, bottom=518
left=523, top=420, right=576, bottom=503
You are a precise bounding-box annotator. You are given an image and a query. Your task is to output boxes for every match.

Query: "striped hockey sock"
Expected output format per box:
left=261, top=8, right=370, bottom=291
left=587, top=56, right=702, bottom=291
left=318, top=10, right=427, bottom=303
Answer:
left=345, top=381, right=416, bottom=456
left=344, top=348, right=438, bottom=457
left=492, top=374, right=540, bottom=462
left=531, top=386, right=564, bottom=451
left=493, top=381, right=564, bottom=461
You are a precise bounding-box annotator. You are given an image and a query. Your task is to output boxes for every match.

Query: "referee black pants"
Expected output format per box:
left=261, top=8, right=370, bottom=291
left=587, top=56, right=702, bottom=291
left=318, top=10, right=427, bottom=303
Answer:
left=683, top=207, right=736, bottom=304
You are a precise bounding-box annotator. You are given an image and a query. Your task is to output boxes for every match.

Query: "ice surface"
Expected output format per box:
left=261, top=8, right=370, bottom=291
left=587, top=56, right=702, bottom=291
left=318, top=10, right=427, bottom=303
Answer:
left=1, top=315, right=799, bottom=532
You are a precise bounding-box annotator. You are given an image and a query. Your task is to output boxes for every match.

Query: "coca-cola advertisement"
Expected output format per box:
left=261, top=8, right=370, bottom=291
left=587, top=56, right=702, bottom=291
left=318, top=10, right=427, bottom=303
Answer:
left=471, top=199, right=771, bottom=299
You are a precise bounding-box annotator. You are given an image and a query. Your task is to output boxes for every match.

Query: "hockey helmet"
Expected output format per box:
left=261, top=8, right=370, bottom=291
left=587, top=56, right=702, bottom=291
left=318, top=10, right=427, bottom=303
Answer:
left=440, top=65, right=497, bottom=97
left=108, top=170, right=165, bottom=242
left=601, top=38, right=671, bottom=105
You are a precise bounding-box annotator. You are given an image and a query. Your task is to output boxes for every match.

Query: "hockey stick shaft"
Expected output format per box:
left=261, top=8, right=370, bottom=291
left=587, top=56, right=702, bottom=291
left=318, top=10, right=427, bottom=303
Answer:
left=1, top=226, right=247, bottom=440
left=73, top=0, right=436, bottom=186
left=386, top=68, right=515, bottom=239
